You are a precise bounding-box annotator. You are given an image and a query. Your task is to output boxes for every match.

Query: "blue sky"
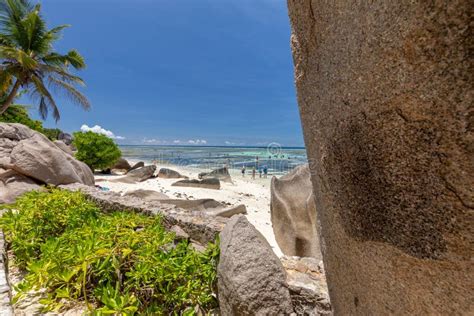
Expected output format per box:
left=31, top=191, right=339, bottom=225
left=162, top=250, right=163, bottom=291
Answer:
left=26, top=0, right=303, bottom=146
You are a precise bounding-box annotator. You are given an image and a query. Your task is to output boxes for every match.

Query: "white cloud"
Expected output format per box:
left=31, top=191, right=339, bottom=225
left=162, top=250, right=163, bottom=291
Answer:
left=173, top=140, right=181, bottom=144
left=80, top=124, right=125, bottom=140
left=142, top=138, right=161, bottom=144
left=224, top=141, right=233, bottom=145
left=188, top=139, right=207, bottom=145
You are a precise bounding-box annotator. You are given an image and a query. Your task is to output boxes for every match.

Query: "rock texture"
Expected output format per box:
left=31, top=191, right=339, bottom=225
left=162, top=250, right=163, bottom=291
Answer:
left=281, top=256, right=331, bottom=315
left=123, top=189, right=169, bottom=201
left=157, top=168, right=186, bottom=179
left=0, top=169, right=42, bottom=204
left=0, top=123, right=94, bottom=186
left=172, top=178, right=220, bottom=190
left=271, top=164, right=321, bottom=259
left=127, top=161, right=144, bottom=173
left=218, top=215, right=293, bottom=315
left=111, top=158, right=132, bottom=172
left=116, top=165, right=156, bottom=183
left=53, top=140, right=73, bottom=156
left=199, top=167, right=232, bottom=183
left=288, top=1, right=473, bottom=314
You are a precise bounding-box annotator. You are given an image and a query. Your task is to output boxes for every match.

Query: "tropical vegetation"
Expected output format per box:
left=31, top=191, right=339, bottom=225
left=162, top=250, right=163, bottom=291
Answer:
left=1, top=189, right=219, bottom=314
left=73, top=131, right=121, bottom=171
left=0, top=104, right=43, bottom=131
left=0, top=0, right=90, bottom=121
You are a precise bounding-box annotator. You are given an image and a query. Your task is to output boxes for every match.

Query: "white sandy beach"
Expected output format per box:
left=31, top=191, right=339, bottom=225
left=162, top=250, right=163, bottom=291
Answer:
left=95, top=164, right=283, bottom=257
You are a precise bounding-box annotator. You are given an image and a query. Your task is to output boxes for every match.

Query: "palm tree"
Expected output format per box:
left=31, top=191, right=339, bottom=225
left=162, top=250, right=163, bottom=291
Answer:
left=0, top=0, right=89, bottom=121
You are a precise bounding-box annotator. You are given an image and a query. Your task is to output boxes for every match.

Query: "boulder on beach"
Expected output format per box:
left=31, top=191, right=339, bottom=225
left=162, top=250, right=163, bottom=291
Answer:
left=199, top=167, right=232, bottom=183
left=171, top=178, right=220, bottom=190
left=0, top=169, right=43, bottom=204
left=111, top=158, right=132, bottom=172
left=123, top=189, right=169, bottom=201
left=127, top=161, right=144, bottom=173
left=115, top=165, right=156, bottom=183
left=157, top=168, right=186, bottom=179
left=270, top=164, right=321, bottom=259
left=58, top=132, right=73, bottom=145
left=218, top=215, right=294, bottom=315
left=160, top=198, right=223, bottom=212
left=0, top=123, right=94, bottom=186
left=206, top=204, right=247, bottom=218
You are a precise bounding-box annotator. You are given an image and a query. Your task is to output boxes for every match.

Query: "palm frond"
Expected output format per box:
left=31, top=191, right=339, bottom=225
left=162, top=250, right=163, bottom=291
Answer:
left=48, top=76, right=90, bottom=110
left=30, top=74, right=59, bottom=121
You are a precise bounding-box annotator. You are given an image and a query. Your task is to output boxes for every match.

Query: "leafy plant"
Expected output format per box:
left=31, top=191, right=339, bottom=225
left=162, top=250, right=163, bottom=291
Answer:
left=42, top=127, right=62, bottom=140
left=0, top=104, right=44, bottom=132
left=0, top=0, right=90, bottom=121
left=1, top=189, right=219, bottom=315
left=73, top=131, right=121, bottom=171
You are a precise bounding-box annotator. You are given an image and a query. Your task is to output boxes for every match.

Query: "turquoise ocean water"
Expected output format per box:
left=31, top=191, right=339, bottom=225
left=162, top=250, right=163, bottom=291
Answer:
left=119, top=145, right=307, bottom=175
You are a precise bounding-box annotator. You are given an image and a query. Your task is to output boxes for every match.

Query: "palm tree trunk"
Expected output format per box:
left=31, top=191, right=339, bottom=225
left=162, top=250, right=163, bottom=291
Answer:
left=0, top=80, right=21, bottom=115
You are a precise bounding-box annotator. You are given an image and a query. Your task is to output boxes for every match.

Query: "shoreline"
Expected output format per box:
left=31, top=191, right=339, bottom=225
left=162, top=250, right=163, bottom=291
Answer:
left=95, top=162, right=283, bottom=257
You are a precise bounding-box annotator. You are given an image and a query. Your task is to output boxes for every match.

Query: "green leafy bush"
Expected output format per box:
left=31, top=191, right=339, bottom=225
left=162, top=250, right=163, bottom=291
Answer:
left=0, top=105, right=44, bottom=133
left=73, top=131, right=121, bottom=171
left=43, top=128, right=62, bottom=141
left=1, top=189, right=219, bottom=315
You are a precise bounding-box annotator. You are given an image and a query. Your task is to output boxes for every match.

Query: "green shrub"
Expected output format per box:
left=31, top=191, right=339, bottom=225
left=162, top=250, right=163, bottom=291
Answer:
left=0, top=105, right=44, bottom=133
left=73, top=131, right=121, bottom=171
left=1, top=189, right=219, bottom=315
left=43, top=128, right=62, bottom=141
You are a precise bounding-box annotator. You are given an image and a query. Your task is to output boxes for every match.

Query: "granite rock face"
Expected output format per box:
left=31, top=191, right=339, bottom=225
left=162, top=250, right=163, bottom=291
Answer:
left=217, top=215, right=294, bottom=315
left=0, top=169, right=42, bottom=204
left=271, top=164, right=321, bottom=259
left=172, top=178, right=220, bottom=190
left=157, top=168, right=186, bottom=179
left=288, top=1, right=473, bottom=314
left=0, top=123, right=94, bottom=186
left=199, top=167, right=232, bottom=183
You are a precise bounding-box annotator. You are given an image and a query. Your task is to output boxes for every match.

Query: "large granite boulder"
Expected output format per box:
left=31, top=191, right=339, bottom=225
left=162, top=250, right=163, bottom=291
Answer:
left=0, top=169, right=43, bottom=204
left=115, top=165, right=156, bottom=183
left=199, top=167, right=232, bottom=183
left=127, top=161, right=144, bottom=173
left=160, top=198, right=223, bottom=212
left=288, top=1, right=472, bottom=314
left=111, top=158, right=132, bottom=172
left=0, top=123, right=94, bottom=186
left=157, top=168, right=186, bottom=179
left=271, top=164, right=321, bottom=259
left=53, top=140, right=73, bottom=156
left=218, top=215, right=294, bottom=315
left=58, top=132, right=73, bottom=145
left=172, top=178, right=220, bottom=190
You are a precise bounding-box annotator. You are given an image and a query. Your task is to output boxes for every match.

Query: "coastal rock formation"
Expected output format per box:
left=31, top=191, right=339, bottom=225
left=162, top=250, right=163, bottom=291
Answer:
left=123, top=189, right=169, bottom=201
left=160, top=198, right=223, bottom=212
left=218, top=215, right=294, bottom=315
left=288, top=1, right=473, bottom=314
left=0, top=123, right=94, bottom=186
left=111, top=158, right=132, bottom=172
left=122, top=165, right=156, bottom=182
left=53, top=140, right=73, bottom=156
left=58, top=132, right=73, bottom=145
left=157, top=168, right=186, bottom=179
left=172, top=178, right=220, bottom=190
left=0, top=169, right=42, bottom=204
left=206, top=204, right=247, bottom=218
left=271, top=164, right=321, bottom=259
left=281, top=256, right=331, bottom=315
left=199, top=167, right=232, bottom=183
left=127, top=161, right=144, bottom=173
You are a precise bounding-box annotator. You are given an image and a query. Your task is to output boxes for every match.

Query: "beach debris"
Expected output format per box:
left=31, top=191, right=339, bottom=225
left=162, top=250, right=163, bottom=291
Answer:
left=218, top=215, right=294, bottom=315
left=198, top=167, right=232, bottom=183
left=172, top=178, right=220, bottom=190
left=157, top=168, right=187, bottom=179
left=270, top=164, right=321, bottom=259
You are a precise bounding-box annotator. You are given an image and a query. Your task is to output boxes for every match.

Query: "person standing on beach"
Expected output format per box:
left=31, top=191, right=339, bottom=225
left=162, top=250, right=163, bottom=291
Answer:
left=241, top=166, right=246, bottom=177
left=252, top=167, right=256, bottom=179
left=259, top=168, right=263, bottom=178
left=263, top=166, right=268, bottom=178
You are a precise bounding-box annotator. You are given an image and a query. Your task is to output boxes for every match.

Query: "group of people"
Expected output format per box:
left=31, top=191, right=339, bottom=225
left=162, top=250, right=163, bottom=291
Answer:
left=241, top=165, right=268, bottom=179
